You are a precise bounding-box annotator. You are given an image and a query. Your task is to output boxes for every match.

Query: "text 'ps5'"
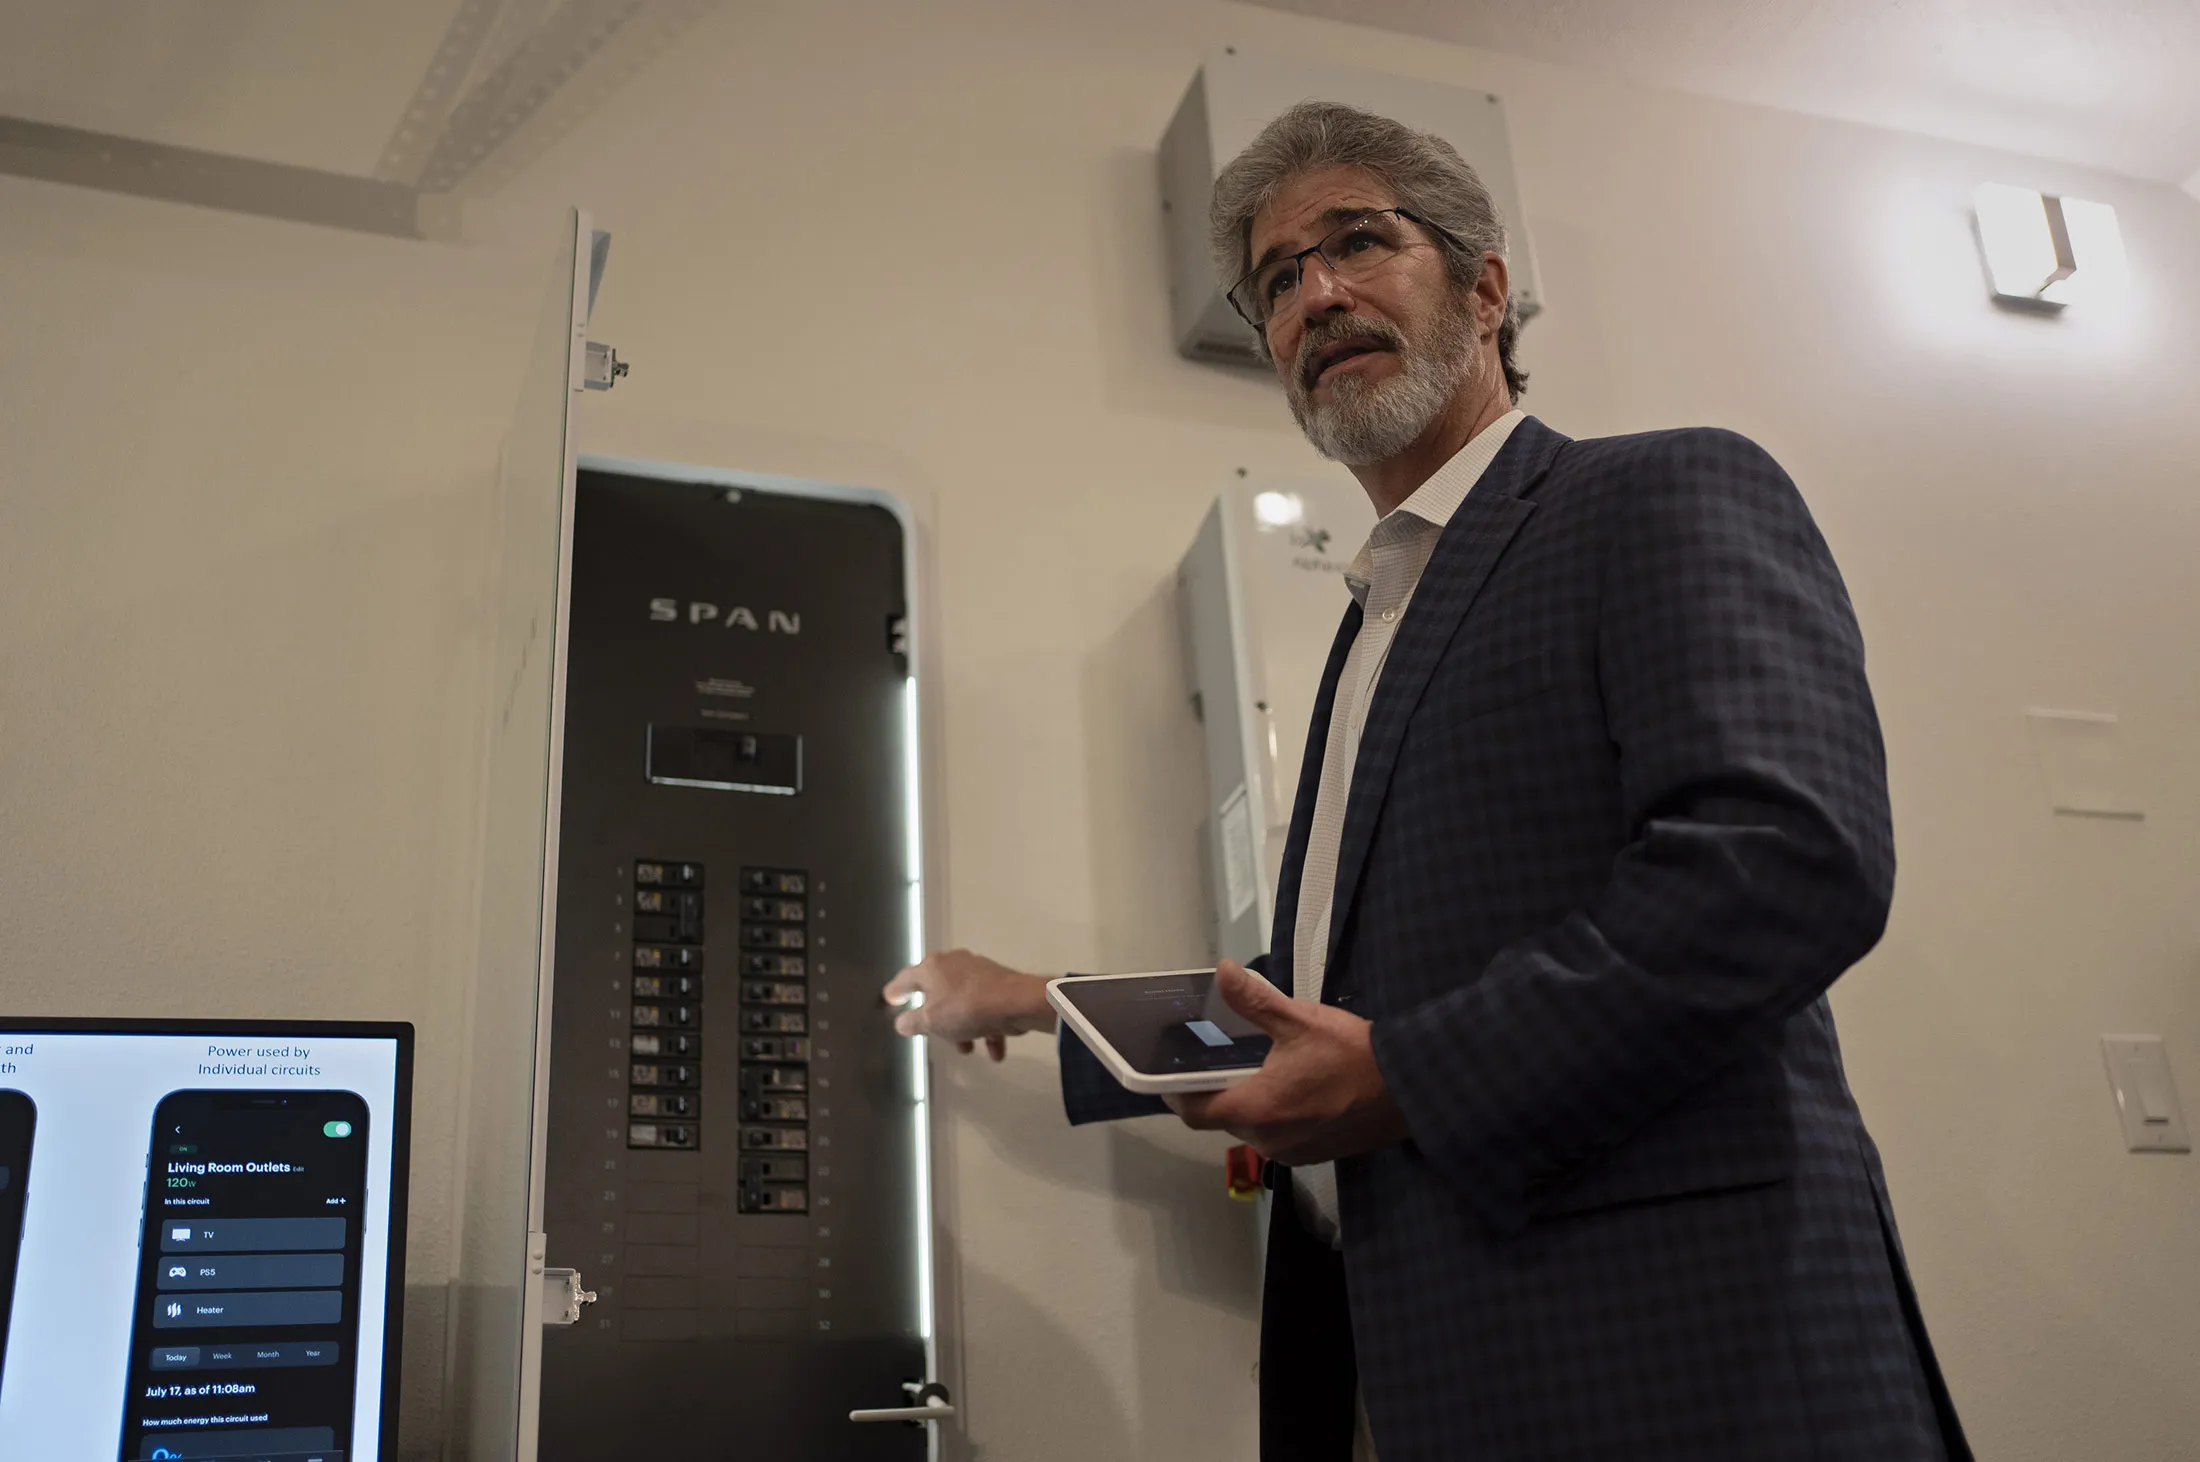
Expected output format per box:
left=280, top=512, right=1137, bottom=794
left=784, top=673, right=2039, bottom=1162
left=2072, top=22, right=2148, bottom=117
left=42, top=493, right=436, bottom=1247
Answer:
left=540, top=470, right=928, bottom=1459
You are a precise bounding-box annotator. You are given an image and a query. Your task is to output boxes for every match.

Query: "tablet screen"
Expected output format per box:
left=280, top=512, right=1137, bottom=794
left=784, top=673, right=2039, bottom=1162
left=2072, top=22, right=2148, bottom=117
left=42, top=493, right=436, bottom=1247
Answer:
left=1059, top=971, right=1273, bottom=1077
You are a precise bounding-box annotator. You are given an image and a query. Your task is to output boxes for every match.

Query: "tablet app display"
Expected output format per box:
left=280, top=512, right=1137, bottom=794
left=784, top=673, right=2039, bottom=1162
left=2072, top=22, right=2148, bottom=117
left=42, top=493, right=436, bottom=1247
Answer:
left=1062, top=972, right=1273, bottom=1076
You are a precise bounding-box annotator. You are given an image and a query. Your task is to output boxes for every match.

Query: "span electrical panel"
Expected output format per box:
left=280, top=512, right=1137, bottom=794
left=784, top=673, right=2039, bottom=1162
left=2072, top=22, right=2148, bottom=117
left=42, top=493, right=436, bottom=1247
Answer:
left=538, top=469, right=927, bottom=1458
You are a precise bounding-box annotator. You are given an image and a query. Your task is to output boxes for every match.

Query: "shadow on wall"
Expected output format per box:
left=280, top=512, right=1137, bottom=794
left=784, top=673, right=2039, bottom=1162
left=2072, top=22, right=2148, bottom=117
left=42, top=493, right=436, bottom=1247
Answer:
left=1077, top=573, right=1213, bottom=977
left=942, top=1055, right=1260, bottom=1320
left=1103, top=1124, right=1262, bottom=1320
left=1503, top=215, right=1619, bottom=434
left=950, top=1260, right=1140, bottom=1461
left=939, top=1044, right=1261, bottom=1459
left=397, top=1282, right=448, bottom=1460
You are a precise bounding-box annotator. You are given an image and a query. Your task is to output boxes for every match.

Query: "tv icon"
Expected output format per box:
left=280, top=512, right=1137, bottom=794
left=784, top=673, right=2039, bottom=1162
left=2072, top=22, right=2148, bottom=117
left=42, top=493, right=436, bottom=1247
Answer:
left=170, top=1226, right=192, bottom=1244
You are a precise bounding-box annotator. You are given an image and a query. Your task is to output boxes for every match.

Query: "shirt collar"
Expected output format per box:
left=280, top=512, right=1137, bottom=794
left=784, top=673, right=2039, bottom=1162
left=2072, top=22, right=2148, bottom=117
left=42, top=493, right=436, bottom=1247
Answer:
left=1343, top=408, right=1528, bottom=604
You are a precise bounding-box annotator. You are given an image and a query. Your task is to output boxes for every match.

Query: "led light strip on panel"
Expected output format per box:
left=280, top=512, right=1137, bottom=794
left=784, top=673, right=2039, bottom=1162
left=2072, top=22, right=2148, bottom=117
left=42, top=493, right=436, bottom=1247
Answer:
left=904, top=676, right=935, bottom=1351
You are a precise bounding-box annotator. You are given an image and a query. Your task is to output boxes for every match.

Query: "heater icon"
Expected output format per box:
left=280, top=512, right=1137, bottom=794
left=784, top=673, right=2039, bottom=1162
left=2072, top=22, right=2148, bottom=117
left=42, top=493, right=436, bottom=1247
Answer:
left=165, top=1301, right=183, bottom=1319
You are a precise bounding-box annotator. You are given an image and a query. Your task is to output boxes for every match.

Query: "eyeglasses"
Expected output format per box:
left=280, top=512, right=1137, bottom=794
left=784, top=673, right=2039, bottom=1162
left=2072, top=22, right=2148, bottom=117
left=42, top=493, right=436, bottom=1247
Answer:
left=1225, top=208, right=1459, bottom=330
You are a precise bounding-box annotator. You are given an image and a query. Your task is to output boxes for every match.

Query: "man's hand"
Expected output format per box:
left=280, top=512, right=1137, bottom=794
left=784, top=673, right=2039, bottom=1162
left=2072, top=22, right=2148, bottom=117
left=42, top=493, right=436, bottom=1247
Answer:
left=1166, top=960, right=1409, bottom=1165
left=882, top=949, right=1057, bottom=1061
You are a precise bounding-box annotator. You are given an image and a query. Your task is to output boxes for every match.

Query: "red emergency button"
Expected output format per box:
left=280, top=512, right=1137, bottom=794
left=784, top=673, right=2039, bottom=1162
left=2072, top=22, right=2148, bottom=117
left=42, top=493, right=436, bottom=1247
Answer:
left=1225, top=1144, right=1264, bottom=1200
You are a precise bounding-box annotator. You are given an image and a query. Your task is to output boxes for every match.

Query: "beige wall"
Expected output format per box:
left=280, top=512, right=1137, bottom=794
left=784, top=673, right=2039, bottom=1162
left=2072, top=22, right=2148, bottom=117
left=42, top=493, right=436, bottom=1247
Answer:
left=3, top=1, right=2197, bottom=1457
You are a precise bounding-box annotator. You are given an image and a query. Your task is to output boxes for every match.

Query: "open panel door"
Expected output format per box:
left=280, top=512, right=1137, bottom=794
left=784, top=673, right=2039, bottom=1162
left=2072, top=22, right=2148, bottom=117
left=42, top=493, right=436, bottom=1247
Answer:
left=443, top=208, right=592, bottom=1462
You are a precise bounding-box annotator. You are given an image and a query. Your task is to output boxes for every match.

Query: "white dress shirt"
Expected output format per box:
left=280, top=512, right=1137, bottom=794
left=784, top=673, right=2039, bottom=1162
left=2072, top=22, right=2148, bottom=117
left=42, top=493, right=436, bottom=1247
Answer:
left=1289, top=408, right=1527, bottom=1248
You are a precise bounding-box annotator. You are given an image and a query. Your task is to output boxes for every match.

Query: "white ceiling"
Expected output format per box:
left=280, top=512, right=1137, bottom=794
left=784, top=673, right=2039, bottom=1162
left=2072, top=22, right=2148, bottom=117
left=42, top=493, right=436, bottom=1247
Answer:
left=3, top=1, right=2195, bottom=193
left=0, top=0, right=700, bottom=189
left=1249, top=0, right=2200, bottom=187
left=0, top=1, right=469, bottom=174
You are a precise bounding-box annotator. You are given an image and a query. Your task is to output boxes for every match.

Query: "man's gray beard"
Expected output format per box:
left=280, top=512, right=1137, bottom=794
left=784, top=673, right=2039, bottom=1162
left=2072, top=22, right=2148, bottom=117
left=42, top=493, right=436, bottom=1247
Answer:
left=1289, top=300, right=1479, bottom=466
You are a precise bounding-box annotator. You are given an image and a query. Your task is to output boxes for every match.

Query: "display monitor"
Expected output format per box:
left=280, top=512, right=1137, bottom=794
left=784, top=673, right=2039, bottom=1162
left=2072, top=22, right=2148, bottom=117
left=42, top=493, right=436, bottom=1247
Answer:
left=0, top=1020, right=411, bottom=1462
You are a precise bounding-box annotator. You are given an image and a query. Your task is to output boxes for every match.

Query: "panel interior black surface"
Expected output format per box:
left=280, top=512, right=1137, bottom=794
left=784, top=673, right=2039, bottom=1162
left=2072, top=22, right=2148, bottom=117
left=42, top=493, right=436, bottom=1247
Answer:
left=541, top=470, right=923, bottom=1460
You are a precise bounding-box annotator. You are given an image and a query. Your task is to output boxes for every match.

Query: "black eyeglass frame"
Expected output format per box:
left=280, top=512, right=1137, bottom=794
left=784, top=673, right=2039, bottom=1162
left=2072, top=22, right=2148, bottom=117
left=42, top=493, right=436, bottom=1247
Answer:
left=1225, top=207, right=1469, bottom=330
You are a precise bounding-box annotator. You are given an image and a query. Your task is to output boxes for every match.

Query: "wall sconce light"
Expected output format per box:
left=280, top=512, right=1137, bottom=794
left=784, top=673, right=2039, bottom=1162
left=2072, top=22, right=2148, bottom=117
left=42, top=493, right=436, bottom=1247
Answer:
left=1974, top=183, right=2128, bottom=309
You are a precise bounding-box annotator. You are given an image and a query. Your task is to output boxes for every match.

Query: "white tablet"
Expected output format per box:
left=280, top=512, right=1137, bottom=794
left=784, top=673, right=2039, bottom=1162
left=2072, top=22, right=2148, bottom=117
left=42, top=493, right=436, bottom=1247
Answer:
left=1046, top=970, right=1272, bottom=1094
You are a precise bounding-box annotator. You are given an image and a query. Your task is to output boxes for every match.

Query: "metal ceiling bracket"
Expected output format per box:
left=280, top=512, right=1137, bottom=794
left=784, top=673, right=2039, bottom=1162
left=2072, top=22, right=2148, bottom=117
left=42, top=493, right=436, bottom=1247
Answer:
left=414, top=0, right=650, bottom=193
left=373, top=0, right=514, bottom=185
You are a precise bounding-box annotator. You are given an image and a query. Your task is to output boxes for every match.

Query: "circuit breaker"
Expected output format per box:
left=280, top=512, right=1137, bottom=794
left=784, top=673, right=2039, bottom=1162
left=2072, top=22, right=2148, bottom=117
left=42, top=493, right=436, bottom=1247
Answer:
left=538, top=468, right=929, bottom=1458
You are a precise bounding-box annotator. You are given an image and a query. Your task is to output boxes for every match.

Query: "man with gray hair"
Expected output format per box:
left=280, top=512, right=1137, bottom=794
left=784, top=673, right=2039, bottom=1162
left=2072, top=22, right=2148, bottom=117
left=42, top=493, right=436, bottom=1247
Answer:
left=887, top=101, right=1968, bottom=1461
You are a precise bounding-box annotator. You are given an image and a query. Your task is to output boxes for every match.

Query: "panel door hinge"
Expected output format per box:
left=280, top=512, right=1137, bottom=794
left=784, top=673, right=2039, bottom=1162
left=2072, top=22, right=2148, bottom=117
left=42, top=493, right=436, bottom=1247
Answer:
left=583, top=341, right=628, bottom=390
left=541, top=1266, right=598, bottom=1325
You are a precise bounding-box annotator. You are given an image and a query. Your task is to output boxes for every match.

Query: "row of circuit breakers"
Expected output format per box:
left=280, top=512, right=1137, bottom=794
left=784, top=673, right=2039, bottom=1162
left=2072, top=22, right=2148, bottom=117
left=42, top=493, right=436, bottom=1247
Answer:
left=626, top=859, right=817, bottom=1214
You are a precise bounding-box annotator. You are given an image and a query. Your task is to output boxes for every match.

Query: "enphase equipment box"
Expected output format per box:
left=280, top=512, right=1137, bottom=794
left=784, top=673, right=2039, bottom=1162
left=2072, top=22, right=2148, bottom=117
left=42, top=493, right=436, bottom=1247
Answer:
left=1158, top=47, right=1543, bottom=367
left=1178, top=474, right=1374, bottom=962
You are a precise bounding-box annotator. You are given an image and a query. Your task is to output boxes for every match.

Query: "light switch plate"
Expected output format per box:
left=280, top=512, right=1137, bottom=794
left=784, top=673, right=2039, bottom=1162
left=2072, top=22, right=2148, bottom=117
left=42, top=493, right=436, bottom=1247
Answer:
left=2026, top=710, right=2144, bottom=818
left=2101, top=1036, right=2191, bottom=1152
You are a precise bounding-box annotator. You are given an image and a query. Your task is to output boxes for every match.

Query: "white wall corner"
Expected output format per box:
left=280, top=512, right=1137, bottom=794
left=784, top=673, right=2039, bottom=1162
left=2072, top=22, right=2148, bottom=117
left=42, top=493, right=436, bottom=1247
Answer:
left=2183, top=164, right=2200, bottom=203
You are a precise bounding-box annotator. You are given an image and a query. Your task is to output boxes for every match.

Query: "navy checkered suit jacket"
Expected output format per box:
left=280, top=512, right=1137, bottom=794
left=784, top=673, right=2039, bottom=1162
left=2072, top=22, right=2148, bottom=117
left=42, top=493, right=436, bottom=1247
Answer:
left=1061, top=419, right=1970, bottom=1461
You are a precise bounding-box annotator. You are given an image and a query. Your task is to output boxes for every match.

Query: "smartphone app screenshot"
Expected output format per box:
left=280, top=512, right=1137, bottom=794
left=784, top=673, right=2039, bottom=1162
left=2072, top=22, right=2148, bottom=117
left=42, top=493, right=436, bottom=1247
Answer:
left=0, top=1089, right=36, bottom=1389
left=119, top=1091, right=370, bottom=1462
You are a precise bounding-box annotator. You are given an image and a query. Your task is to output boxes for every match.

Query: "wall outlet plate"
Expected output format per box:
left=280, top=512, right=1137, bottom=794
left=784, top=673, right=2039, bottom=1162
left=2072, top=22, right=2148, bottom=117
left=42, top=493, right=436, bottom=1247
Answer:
left=2102, top=1036, right=2191, bottom=1153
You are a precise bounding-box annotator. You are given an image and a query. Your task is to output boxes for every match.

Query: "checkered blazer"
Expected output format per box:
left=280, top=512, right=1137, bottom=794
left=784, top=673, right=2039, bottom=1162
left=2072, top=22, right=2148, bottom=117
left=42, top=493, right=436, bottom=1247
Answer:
left=1061, top=418, right=1970, bottom=1461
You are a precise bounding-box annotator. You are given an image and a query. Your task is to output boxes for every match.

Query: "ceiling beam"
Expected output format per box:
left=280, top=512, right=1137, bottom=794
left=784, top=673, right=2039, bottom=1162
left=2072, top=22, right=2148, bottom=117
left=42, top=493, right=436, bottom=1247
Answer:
left=0, top=115, right=437, bottom=238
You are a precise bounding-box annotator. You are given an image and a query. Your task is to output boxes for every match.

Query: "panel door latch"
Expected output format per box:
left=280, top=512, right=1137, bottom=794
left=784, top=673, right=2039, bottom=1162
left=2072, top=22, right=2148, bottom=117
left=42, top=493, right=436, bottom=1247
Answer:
left=584, top=341, right=628, bottom=390
left=541, top=1267, right=598, bottom=1326
left=849, top=1379, right=955, bottom=1425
